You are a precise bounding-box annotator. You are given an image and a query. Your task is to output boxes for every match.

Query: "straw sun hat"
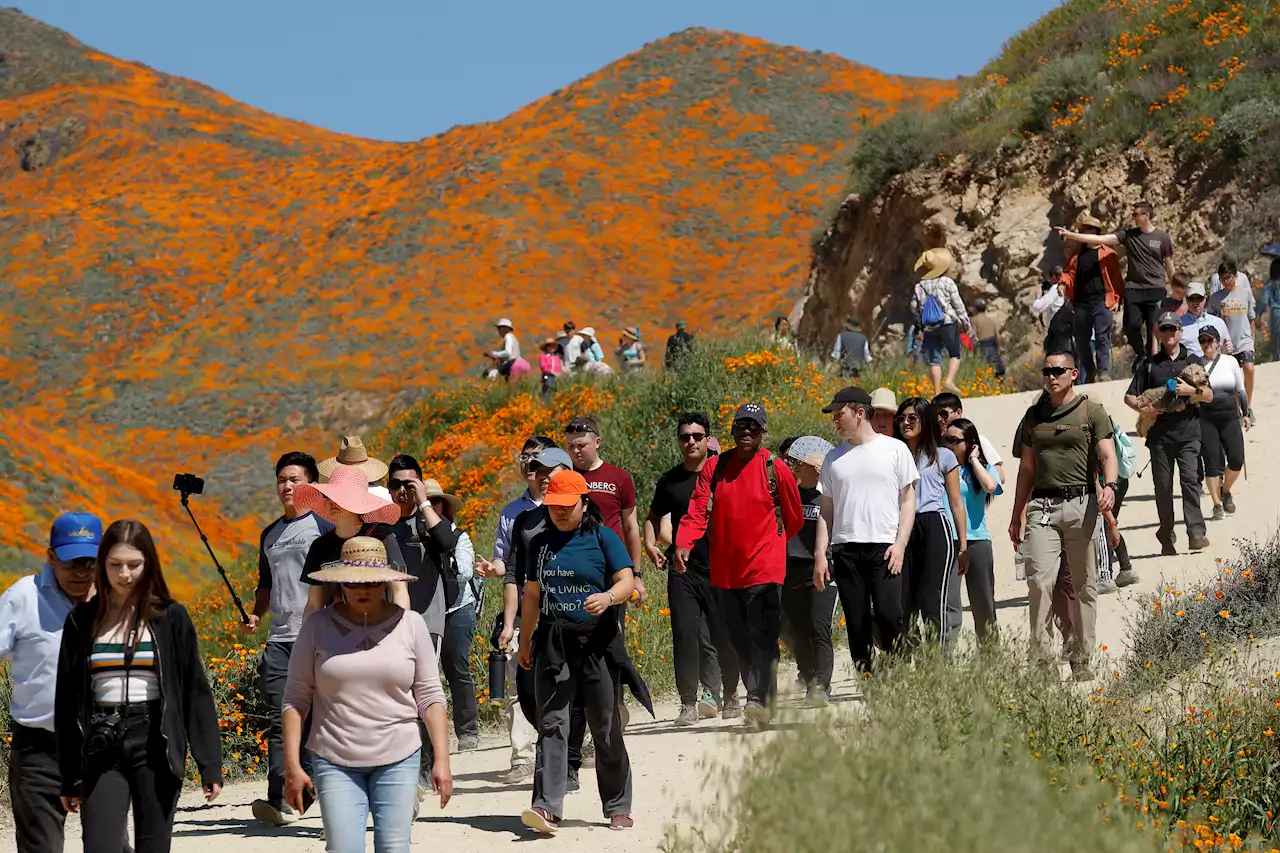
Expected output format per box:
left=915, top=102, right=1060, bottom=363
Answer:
left=293, top=466, right=402, bottom=526
left=309, top=536, right=417, bottom=584
left=318, top=436, right=388, bottom=482
left=914, top=247, right=955, bottom=281
left=420, top=478, right=461, bottom=515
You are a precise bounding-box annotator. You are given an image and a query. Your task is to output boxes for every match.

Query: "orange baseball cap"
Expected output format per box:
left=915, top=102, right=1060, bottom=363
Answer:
left=544, top=470, right=589, bottom=506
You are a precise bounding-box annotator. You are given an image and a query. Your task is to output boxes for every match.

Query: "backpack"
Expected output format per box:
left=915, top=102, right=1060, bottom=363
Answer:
left=708, top=452, right=783, bottom=537
left=1111, top=419, right=1137, bottom=479
left=920, top=286, right=947, bottom=328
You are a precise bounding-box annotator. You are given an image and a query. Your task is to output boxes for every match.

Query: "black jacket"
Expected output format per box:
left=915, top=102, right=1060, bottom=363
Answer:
left=55, top=600, right=223, bottom=796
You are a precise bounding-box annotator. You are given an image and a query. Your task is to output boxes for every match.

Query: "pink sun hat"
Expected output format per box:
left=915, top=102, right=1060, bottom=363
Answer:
left=293, top=465, right=401, bottom=526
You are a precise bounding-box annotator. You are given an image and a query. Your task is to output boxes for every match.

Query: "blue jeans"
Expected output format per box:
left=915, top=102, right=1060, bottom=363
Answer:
left=312, top=750, right=419, bottom=853
left=441, top=605, right=480, bottom=741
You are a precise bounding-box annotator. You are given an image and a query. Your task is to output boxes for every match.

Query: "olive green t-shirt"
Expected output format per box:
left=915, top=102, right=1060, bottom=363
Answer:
left=1014, top=393, right=1113, bottom=490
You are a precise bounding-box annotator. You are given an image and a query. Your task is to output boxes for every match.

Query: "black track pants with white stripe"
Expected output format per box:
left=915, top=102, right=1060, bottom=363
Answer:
left=904, top=510, right=961, bottom=649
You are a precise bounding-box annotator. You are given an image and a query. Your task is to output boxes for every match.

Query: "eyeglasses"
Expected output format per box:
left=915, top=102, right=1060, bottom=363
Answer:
left=678, top=432, right=708, bottom=443
left=941, top=435, right=965, bottom=446
left=895, top=413, right=920, bottom=424
left=1041, top=366, right=1072, bottom=377
left=388, top=481, right=416, bottom=491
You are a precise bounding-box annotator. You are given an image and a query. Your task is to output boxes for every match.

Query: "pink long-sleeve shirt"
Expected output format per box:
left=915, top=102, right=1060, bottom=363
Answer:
left=283, top=607, right=445, bottom=768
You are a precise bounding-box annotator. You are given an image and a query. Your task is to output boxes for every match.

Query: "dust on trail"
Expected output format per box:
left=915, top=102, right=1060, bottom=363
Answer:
left=10, top=365, right=1278, bottom=852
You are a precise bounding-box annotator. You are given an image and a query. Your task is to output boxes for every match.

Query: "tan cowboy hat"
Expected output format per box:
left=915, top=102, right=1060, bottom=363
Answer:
left=421, top=478, right=461, bottom=515
left=622, top=325, right=641, bottom=340
left=1072, top=213, right=1106, bottom=232
left=293, top=466, right=402, bottom=526
left=914, top=247, right=955, bottom=281
left=540, top=336, right=560, bottom=351
left=318, top=436, right=388, bottom=482
left=309, top=536, right=416, bottom=584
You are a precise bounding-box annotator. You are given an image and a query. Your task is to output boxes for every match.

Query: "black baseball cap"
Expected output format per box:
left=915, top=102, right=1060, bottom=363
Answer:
left=733, top=402, right=768, bottom=428
left=1197, top=324, right=1221, bottom=341
left=822, top=386, right=873, bottom=413
left=564, top=416, right=599, bottom=435
left=1156, top=311, right=1181, bottom=331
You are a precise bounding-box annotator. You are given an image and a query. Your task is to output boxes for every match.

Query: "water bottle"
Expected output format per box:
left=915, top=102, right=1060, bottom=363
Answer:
left=488, top=649, right=508, bottom=700
left=1014, top=543, right=1027, bottom=582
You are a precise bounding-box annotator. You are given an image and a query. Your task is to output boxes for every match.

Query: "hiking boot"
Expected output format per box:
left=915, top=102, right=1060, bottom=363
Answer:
left=789, top=675, right=808, bottom=696
left=1114, top=569, right=1140, bottom=587
left=502, top=762, right=533, bottom=784
left=721, top=694, right=743, bottom=720
left=610, top=814, right=634, bottom=831
left=1070, top=662, right=1095, bottom=683
left=1098, top=371, right=1112, bottom=382
left=806, top=685, right=830, bottom=709
left=251, top=799, right=299, bottom=826
left=456, top=734, right=480, bottom=752
left=1211, top=504, right=1225, bottom=521
left=742, top=702, right=771, bottom=732
left=1223, top=492, right=1236, bottom=514
left=696, top=689, right=720, bottom=719
left=675, top=705, right=699, bottom=727
left=1098, top=578, right=1118, bottom=595
left=567, top=768, right=581, bottom=792
left=1190, top=536, right=1211, bottom=552
left=522, top=807, right=560, bottom=834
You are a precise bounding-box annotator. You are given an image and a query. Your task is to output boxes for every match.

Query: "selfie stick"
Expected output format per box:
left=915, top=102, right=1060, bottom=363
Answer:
left=180, top=491, right=250, bottom=624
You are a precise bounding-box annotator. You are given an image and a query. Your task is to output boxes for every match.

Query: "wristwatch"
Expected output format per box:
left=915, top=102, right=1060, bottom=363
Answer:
left=607, top=591, right=617, bottom=604
left=1103, top=482, right=1118, bottom=491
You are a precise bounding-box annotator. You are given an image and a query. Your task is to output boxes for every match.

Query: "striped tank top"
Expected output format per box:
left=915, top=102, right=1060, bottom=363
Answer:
left=91, top=624, right=161, bottom=704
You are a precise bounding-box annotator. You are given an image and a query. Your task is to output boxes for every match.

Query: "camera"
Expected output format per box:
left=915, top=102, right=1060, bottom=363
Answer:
left=172, top=473, right=205, bottom=495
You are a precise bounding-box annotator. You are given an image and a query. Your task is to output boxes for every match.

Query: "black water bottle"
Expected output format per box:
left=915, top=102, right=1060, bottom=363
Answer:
left=488, top=649, right=508, bottom=700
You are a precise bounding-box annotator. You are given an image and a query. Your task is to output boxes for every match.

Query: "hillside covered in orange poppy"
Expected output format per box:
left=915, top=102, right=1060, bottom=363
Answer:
left=0, top=10, right=957, bottom=583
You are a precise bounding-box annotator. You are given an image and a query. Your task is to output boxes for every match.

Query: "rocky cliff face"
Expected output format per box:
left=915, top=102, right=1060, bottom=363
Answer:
left=796, top=139, right=1278, bottom=357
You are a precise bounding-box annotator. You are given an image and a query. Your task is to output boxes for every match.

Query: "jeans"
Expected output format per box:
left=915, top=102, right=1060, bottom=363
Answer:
left=830, top=542, right=904, bottom=671
left=715, top=584, right=782, bottom=708
left=780, top=566, right=838, bottom=691
left=1149, top=434, right=1206, bottom=542
left=10, top=725, right=66, bottom=853
left=976, top=338, right=1006, bottom=377
left=259, top=641, right=312, bottom=803
left=1073, top=301, right=1112, bottom=382
left=1024, top=495, right=1099, bottom=665
left=1123, top=287, right=1164, bottom=359
left=667, top=568, right=739, bottom=705
left=81, top=702, right=181, bottom=853
left=441, top=606, right=480, bottom=742
left=922, top=323, right=962, bottom=366
left=312, top=750, right=420, bottom=853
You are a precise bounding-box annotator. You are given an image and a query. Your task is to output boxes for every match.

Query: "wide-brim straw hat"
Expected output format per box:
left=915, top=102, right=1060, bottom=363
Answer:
left=540, top=336, right=560, bottom=351
left=318, top=436, right=389, bottom=482
left=622, top=325, right=642, bottom=340
left=294, top=466, right=402, bottom=526
left=1072, top=213, right=1106, bottom=232
left=914, top=247, right=955, bottom=281
left=421, top=478, right=461, bottom=514
left=309, top=536, right=417, bottom=584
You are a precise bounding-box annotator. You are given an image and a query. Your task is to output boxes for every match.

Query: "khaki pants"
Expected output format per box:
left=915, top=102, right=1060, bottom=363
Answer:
left=1025, top=495, right=1099, bottom=665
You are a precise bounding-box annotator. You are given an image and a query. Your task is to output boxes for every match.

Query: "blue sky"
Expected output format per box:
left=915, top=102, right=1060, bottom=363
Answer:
left=22, top=0, right=1060, bottom=141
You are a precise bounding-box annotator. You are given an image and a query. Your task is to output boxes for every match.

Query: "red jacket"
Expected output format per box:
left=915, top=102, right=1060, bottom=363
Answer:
left=676, top=449, right=804, bottom=589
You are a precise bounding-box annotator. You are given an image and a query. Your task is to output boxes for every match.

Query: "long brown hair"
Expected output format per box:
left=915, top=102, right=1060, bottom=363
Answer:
left=93, top=520, right=174, bottom=649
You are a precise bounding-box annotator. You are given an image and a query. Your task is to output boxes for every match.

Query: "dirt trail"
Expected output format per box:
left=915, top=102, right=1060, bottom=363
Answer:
left=11, top=364, right=1279, bottom=852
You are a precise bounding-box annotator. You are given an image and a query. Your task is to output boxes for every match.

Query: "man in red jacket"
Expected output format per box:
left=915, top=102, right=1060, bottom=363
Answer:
left=675, top=403, right=804, bottom=731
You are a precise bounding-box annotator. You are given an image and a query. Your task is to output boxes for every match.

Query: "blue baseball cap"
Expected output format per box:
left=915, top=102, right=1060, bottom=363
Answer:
left=49, top=513, right=103, bottom=562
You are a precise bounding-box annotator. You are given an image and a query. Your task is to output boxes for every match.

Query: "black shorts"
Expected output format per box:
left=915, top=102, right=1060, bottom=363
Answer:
left=1235, top=349, right=1255, bottom=365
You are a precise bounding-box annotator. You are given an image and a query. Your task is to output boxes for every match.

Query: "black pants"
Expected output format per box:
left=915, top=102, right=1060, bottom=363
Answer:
left=1073, top=300, right=1112, bottom=382
left=964, top=539, right=998, bottom=643
left=1200, top=409, right=1245, bottom=478
left=976, top=338, right=1006, bottom=377
left=1111, top=478, right=1132, bottom=573
left=1149, top=434, right=1206, bottom=543
left=716, top=584, right=782, bottom=709
left=82, top=703, right=182, bottom=853
left=904, top=511, right=960, bottom=647
left=259, top=641, right=314, bottom=803
left=830, top=542, right=903, bottom=671
left=780, top=567, right=838, bottom=691
left=532, top=644, right=631, bottom=820
left=1123, top=288, right=1164, bottom=359
left=667, top=568, right=739, bottom=705
left=10, top=725, right=66, bottom=853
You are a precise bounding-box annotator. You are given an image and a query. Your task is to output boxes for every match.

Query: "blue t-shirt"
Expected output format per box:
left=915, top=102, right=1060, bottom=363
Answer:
left=530, top=523, right=633, bottom=623
left=958, top=463, right=1002, bottom=541
left=915, top=448, right=958, bottom=515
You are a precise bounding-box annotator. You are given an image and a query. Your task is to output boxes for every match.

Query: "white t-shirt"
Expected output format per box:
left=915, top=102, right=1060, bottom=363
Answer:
left=977, top=433, right=1002, bottom=466
left=821, top=435, right=920, bottom=545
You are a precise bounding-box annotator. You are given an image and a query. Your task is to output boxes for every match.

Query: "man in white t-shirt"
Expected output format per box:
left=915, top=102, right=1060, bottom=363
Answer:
left=932, top=392, right=1005, bottom=484
left=813, top=386, right=919, bottom=673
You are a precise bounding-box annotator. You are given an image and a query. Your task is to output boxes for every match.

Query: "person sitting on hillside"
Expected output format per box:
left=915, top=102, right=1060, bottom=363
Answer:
left=665, top=321, right=694, bottom=369
left=830, top=317, right=871, bottom=379
left=968, top=299, right=1006, bottom=378
left=577, top=327, right=612, bottom=375
left=487, top=318, right=522, bottom=379
left=911, top=248, right=970, bottom=397
left=616, top=326, right=647, bottom=371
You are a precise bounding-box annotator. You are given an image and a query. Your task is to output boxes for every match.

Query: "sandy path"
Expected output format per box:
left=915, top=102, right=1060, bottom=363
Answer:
left=12, top=364, right=1279, bottom=852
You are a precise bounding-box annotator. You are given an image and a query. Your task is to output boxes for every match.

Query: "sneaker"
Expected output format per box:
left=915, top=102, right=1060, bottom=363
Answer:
left=501, top=762, right=533, bottom=784
left=1190, top=536, right=1211, bottom=552
left=696, top=690, right=720, bottom=719
left=1159, top=542, right=1178, bottom=557
left=1098, top=579, right=1118, bottom=595
left=1211, top=504, right=1225, bottom=521
left=610, top=814, right=634, bottom=831
left=807, top=685, right=830, bottom=709
left=251, top=799, right=299, bottom=826
left=1070, top=662, right=1094, bottom=683
left=522, top=807, right=560, bottom=835
left=1223, top=492, right=1236, bottom=514
left=456, top=735, right=480, bottom=752
left=790, top=675, right=808, bottom=695
left=675, top=704, right=699, bottom=727
left=1098, top=371, right=1112, bottom=382
left=567, top=768, right=580, bottom=792
left=742, top=702, right=771, bottom=732
left=1114, top=569, right=1140, bottom=587
left=580, top=737, right=596, bottom=768
left=721, top=694, right=743, bottom=720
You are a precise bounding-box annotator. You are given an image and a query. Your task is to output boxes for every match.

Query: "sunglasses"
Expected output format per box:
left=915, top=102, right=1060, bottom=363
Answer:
left=733, top=420, right=764, bottom=432
left=1187, top=295, right=1205, bottom=303
left=896, top=413, right=920, bottom=424
left=1198, top=337, right=1216, bottom=345
left=941, top=435, right=965, bottom=446
left=61, top=558, right=97, bottom=573
left=1158, top=325, right=1181, bottom=332
left=388, top=481, right=416, bottom=491
left=341, top=582, right=387, bottom=589
left=1041, top=366, right=1073, bottom=377
left=678, top=432, right=708, bottom=443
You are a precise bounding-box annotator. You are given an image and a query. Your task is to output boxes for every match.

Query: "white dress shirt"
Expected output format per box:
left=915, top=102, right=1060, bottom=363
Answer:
left=0, top=565, right=78, bottom=731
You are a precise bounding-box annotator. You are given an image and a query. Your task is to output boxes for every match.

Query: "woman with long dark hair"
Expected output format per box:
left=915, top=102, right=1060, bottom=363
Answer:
left=941, top=417, right=1000, bottom=643
left=893, top=398, right=968, bottom=648
left=55, top=520, right=222, bottom=853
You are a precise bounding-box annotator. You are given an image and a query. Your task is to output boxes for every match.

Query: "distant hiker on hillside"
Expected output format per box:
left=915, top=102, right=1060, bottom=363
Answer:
left=248, top=453, right=332, bottom=828
left=539, top=337, right=564, bottom=397
left=676, top=403, right=804, bottom=732
left=1208, top=260, right=1258, bottom=405
left=830, top=316, right=871, bottom=379
left=1197, top=326, right=1251, bottom=522
left=967, top=299, right=1006, bottom=378
left=559, top=322, right=584, bottom=373
left=1180, top=282, right=1230, bottom=359
left=1056, top=201, right=1174, bottom=365
left=1058, top=214, right=1123, bottom=384
left=577, top=327, right=612, bottom=376
left=772, top=317, right=797, bottom=352
left=665, top=321, right=694, bottom=369
left=1258, top=259, right=1280, bottom=361
left=616, top=326, right=647, bottom=371
left=1125, top=312, right=1212, bottom=556
left=486, top=318, right=523, bottom=379
left=912, top=248, right=970, bottom=397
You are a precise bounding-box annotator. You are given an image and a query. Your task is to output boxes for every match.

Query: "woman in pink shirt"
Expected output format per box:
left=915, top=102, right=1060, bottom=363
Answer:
left=283, top=537, right=452, bottom=853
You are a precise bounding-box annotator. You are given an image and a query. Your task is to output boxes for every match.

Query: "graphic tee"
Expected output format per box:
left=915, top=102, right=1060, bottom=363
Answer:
left=1208, top=283, right=1257, bottom=354
left=529, top=524, right=633, bottom=623
left=579, top=461, right=636, bottom=542
left=820, top=435, right=919, bottom=545
left=258, top=512, right=333, bottom=643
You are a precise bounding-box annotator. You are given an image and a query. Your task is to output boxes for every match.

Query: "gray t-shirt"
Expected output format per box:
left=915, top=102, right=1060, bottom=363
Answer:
left=1208, top=282, right=1257, bottom=354
left=258, top=512, right=334, bottom=643
left=915, top=447, right=959, bottom=515
left=1114, top=227, right=1173, bottom=290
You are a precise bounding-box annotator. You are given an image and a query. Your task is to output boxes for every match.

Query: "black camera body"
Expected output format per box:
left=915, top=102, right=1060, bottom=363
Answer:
left=172, top=473, right=205, bottom=495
